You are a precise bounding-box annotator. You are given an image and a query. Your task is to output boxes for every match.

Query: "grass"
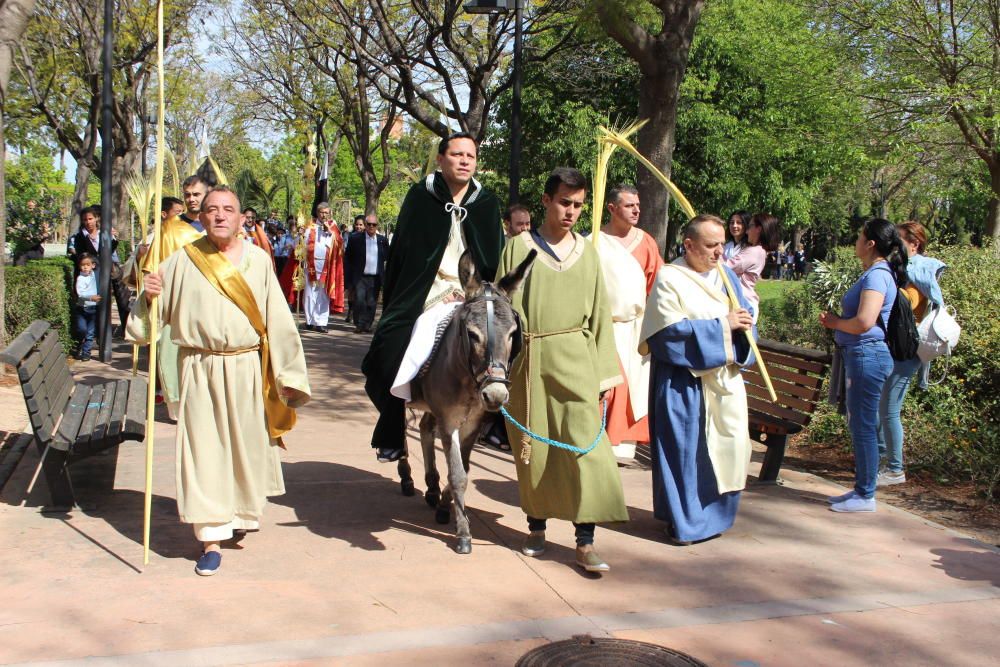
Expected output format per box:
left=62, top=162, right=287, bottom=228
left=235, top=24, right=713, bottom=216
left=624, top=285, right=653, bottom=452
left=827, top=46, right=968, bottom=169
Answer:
left=756, top=278, right=798, bottom=308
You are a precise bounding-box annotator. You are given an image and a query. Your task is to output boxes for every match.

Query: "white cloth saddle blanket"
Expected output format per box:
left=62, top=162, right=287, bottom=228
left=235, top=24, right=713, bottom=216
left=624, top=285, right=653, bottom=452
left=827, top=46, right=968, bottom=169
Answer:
left=391, top=301, right=463, bottom=405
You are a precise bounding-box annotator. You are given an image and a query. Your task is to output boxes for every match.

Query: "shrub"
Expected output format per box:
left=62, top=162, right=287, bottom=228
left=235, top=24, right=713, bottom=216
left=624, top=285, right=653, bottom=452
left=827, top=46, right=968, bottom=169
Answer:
left=758, top=242, right=1000, bottom=500
left=4, top=257, right=76, bottom=352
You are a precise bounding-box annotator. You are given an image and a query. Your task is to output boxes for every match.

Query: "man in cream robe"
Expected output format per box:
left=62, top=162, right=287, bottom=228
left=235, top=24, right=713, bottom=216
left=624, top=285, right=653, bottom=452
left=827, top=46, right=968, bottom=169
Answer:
left=593, top=184, right=663, bottom=460
left=134, top=198, right=206, bottom=420
left=638, top=214, right=756, bottom=544
left=130, top=186, right=310, bottom=576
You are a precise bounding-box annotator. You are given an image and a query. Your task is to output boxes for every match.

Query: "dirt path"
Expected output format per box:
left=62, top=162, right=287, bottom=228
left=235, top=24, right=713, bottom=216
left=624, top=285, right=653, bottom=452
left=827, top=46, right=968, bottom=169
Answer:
left=785, top=436, right=1000, bottom=547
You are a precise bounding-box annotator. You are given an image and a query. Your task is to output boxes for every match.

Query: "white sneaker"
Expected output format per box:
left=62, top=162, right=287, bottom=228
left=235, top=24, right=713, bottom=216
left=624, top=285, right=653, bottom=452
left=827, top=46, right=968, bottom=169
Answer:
left=830, top=496, right=876, bottom=513
left=877, top=470, right=906, bottom=487
left=827, top=489, right=857, bottom=504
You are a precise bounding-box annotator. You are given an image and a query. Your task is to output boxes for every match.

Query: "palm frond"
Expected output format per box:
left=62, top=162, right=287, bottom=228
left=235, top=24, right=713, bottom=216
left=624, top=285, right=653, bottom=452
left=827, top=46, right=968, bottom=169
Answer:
left=124, top=170, right=155, bottom=239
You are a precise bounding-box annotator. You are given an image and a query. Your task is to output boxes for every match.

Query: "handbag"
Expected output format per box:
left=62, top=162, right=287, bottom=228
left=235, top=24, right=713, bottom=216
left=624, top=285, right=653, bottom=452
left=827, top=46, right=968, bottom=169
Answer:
left=917, top=304, right=960, bottom=363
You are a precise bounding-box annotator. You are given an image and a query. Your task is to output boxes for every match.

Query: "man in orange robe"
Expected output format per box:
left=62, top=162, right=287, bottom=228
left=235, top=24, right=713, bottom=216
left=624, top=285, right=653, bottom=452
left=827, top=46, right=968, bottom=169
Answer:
left=595, top=184, right=663, bottom=460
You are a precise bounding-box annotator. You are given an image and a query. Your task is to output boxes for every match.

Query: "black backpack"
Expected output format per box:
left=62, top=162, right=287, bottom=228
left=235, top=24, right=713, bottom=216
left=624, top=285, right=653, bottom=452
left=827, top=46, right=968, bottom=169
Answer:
left=875, top=266, right=919, bottom=361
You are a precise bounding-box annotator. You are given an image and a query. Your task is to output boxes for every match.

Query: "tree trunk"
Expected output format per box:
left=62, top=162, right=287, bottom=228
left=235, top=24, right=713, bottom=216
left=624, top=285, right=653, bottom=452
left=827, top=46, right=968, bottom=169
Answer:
left=1, top=0, right=39, bottom=347
left=70, top=162, right=92, bottom=231
left=987, top=158, right=1000, bottom=241
left=635, top=67, right=682, bottom=258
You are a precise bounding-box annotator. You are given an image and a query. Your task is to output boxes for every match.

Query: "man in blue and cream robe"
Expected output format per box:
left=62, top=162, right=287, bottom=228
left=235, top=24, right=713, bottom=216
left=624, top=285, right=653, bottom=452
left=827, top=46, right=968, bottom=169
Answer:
left=639, top=214, right=757, bottom=544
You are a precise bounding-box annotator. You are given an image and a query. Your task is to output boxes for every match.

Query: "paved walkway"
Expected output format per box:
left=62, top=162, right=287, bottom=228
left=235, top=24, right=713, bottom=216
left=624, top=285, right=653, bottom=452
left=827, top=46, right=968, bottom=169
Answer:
left=0, top=315, right=997, bottom=666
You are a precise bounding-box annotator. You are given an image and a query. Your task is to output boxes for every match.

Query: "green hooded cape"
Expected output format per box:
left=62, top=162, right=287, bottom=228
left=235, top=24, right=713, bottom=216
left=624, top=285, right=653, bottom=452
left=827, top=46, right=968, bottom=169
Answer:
left=362, top=172, right=504, bottom=448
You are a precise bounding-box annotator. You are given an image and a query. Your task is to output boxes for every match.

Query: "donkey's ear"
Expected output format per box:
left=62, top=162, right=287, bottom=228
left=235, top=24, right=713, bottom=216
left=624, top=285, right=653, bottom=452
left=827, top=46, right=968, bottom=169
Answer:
left=458, top=250, right=481, bottom=297
left=497, top=249, right=537, bottom=297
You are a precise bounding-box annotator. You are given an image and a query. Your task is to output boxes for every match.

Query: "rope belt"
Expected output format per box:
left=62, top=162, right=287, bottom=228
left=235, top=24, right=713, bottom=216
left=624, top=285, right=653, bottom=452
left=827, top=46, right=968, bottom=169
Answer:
left=515, top=327, right=585, bottom=465
left=184, top=344, right=260, bottom=356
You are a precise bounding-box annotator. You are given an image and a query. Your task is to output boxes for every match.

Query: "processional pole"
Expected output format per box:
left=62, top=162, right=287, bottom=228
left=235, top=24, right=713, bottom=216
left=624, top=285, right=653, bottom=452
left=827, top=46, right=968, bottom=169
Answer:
left=143, top=0, right=167, bottom=567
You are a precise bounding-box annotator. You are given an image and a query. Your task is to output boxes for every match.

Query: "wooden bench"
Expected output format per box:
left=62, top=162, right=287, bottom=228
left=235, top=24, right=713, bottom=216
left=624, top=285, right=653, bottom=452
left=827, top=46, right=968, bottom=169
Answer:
left=0, top=320, right=146, bottom=508
left=743, top=338, right=832, bottom=483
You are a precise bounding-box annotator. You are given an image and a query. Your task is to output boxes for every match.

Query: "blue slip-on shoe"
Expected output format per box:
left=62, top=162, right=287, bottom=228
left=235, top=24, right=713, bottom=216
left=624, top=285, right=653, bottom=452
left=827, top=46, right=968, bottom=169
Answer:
left=195, top=550, right=222, bottom=576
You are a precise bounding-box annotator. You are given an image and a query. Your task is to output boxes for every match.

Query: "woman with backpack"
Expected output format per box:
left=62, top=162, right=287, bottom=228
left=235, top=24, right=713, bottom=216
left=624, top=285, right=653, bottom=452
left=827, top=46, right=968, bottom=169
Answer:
left=876, top=222, right=946, bottom=487
left=819, top=218, right=909, bottom=513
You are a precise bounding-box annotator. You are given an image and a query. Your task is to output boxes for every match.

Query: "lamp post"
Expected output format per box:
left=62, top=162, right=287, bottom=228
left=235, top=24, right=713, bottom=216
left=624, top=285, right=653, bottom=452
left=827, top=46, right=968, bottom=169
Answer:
left=464, top=0, right=523, bottom=204
left=98, top=0, right=114, bottom=362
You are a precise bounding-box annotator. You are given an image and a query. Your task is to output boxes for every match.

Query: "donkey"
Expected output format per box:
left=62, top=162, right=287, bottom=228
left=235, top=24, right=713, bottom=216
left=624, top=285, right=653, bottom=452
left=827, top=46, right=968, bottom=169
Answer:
left=398, top=248, right=537, bottom=554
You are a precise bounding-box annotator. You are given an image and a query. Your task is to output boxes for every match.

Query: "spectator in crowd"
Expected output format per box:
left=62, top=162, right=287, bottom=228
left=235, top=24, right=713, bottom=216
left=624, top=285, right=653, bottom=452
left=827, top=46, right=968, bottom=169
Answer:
left=723, top=211, right=750, bottom=261
left=724, top=213, right=780, bottom=322
left=820, top=218, right=908, bottom=513
left=503, top=204, right=532, bottom=237
left=68, top=205, right=131, bottom=338
left=794, top=244, right=807, bottom=279
left=876, top=221, right=946, bottom=487
left=72, top=253, right=101, bottom=361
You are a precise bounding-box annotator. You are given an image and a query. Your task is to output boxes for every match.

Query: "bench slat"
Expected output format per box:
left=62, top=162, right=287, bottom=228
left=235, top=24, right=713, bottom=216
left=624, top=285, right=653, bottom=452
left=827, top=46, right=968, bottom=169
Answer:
left=748, top=410, right=803, bottom=436
left=758, top=339, right=831, bottom=364
left=754, top=364, right=823, bottom=389
left=760, top=349, right=827, bottom=375
left=53, top=385, right=92, bottom=449
left=744, top=369, right=823, bottom=401
left=747, top=395, right=811, bottom=426
left=91, top=381, right=118, bottom=444
left=0, top=320, right=51, bottom=366
left=18, top=333, right=60, bottom=396
left=123, top=378, right=148, bottom=441
left=77, top=385, right=106, bottom=446
left=106, top=379, right=130, bottom=441
left=746, top=382, right=818, bottom=413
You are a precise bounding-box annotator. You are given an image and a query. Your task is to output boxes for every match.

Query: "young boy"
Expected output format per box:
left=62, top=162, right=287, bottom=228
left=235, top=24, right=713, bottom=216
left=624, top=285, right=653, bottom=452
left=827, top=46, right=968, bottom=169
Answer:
left=498, top=167, right=628, bottom=573
left=74, top=253, right=101, bottom=361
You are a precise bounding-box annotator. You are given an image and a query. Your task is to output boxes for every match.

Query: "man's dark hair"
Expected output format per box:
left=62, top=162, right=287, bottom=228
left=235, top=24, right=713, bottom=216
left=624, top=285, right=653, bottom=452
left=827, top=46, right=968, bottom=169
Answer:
left=543, top=167, right=587, bottom=197
left=182, top=174, right=207, bottom=189
left=353, top=214, right=365, bottom=224
left=503, top=203, right=531, bottom=221
left=161, top=196, right=183, bottom=213
left=242, top=207, right=257, bottom=216
left=79, top=205, right=101, bottom=222
left=607, top=183, right=638, bottom=205
left=438, top=131, right=477, bottom=155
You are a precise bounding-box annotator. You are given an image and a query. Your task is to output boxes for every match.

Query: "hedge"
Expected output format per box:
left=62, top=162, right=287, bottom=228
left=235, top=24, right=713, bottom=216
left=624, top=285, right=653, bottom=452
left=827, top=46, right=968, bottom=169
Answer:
left=4, top=256, right=76, bottom=353
left=758, top=242, right=1000, bottom=499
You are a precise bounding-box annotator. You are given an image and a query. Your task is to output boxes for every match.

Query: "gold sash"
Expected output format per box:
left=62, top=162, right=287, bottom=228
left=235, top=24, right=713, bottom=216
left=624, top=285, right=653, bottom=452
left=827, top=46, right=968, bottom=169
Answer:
left=184, top=237, right=296, bottom=444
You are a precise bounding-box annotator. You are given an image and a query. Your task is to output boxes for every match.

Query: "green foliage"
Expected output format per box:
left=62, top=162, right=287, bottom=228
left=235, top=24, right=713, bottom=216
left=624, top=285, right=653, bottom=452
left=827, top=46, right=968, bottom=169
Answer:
left=4, top=258, right=76, bottom=353
left=674, top=0, right=868, bottom=229
left=759, top=243, right=1000, bottom=499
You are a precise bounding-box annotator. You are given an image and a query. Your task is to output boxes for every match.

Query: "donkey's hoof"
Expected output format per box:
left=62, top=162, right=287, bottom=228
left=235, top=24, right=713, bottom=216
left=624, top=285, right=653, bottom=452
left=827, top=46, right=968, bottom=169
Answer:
left=424, top=491, right=440, bottom=508
left=455, top=537, right=472, bottom=554
left=400, top=479, right=415, bottom=496
left=435, top=508, right=451, bottom=525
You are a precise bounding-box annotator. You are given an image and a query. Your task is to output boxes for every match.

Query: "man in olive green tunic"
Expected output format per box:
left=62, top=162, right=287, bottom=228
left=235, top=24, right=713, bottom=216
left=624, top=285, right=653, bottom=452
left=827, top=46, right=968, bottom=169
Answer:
left=499, top=167, right=628, bottom=573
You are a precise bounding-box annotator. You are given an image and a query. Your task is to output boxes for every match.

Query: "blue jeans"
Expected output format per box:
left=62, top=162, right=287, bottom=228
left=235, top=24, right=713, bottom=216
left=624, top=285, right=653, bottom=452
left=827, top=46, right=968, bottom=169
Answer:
left=842, top=341, right=893, bottom=499
left=877, top=356, right=922, bottom=474
left=74, top=307, right=97, bottom=357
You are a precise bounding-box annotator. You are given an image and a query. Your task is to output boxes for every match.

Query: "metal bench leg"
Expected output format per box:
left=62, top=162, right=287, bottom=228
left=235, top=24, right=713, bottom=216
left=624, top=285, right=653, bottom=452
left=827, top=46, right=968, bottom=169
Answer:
left=758, top=435, right=787, bottom=484
left=34, top=440, right=75, bottom=510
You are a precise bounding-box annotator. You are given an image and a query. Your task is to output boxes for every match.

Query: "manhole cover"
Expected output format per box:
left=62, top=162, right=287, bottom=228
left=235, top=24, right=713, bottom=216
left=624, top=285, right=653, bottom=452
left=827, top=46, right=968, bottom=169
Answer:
left=516, top=635, right=709, bottom=666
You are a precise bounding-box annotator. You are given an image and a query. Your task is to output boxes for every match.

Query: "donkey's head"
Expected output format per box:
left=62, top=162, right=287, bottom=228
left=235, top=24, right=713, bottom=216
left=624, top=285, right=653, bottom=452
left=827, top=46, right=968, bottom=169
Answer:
left=456, top=248, right=537, bottom=411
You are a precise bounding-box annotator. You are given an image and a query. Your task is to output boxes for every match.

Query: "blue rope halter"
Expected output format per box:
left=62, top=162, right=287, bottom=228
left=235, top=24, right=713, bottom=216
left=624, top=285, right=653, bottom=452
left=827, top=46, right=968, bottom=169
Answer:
left=499, top=401, right=608, bottom=456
